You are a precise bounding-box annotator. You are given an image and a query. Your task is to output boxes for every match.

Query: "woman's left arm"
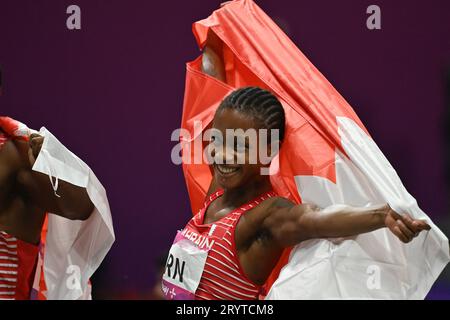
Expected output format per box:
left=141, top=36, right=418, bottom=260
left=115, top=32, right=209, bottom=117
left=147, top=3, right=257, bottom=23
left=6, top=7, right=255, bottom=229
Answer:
left=262, top=199, right=430, bottom=248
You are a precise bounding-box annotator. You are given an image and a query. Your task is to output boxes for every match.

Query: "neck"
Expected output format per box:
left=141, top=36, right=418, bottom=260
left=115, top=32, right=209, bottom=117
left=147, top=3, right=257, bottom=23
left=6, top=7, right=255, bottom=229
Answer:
left=221, top=175, right=273, bottom=208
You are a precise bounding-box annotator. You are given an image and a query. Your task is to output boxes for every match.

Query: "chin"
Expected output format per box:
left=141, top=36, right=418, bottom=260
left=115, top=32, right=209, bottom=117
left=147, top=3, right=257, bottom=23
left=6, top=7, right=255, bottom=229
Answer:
left=214, top=164, right=245, bottom=190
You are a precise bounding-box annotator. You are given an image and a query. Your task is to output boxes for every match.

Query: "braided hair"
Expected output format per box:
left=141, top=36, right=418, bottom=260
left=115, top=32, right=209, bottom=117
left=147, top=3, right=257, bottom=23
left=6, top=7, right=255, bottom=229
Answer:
left=217, top=87, right=286, bottom=141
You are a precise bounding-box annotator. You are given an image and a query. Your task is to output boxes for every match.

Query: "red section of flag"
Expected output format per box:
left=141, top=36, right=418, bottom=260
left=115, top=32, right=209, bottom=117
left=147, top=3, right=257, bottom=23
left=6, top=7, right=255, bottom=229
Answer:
left=0, top=116, right=29, bottom=141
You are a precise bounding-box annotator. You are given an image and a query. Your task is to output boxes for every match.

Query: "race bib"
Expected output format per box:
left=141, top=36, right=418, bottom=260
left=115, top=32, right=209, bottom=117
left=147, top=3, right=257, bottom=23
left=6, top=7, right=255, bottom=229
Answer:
left=162, top=230, right=209, bottom=300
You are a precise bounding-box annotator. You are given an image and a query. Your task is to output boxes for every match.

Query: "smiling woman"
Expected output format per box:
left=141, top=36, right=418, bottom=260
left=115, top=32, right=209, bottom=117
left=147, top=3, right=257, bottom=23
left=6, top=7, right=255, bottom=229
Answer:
left=161, top=0, right=450, bottom=301
left=162, top=85, right=430, bottom=301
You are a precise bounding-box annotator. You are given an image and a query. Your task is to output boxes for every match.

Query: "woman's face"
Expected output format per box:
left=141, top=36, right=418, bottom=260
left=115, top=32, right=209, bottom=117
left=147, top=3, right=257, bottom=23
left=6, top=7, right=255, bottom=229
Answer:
left=210, top=108, right=272, bottom=190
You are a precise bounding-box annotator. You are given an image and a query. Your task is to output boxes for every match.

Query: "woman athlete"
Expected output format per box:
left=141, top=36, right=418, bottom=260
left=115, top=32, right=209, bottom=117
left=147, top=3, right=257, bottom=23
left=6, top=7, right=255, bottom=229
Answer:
left=0, top=117, right=94, bottom=299
left=161, top=33, right=431, bottom=301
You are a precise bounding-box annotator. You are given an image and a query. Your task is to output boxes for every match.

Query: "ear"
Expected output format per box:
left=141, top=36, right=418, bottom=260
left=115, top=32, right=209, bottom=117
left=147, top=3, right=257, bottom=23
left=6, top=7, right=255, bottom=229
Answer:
left=268, top=138, right=282, bottom=159
left=259, top=139, right=281, bottom=170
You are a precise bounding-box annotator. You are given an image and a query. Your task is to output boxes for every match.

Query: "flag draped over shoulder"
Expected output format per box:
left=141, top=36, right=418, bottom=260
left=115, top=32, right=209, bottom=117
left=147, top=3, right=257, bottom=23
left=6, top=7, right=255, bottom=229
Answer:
left=181, top=0, right=449, bottom=299
left=0, top=116, right=115, bottom=300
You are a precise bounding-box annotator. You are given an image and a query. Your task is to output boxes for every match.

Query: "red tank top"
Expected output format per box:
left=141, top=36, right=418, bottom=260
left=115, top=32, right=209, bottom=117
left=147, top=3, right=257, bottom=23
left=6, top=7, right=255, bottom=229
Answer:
left=185, top=189, right=276, bottom=300
left=0, top=231, right=39, bottom=300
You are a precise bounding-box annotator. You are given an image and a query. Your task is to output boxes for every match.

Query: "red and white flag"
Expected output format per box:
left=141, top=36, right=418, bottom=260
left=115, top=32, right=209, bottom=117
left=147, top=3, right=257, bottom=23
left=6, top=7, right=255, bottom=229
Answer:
left=180, top=0, right=449, bottom=299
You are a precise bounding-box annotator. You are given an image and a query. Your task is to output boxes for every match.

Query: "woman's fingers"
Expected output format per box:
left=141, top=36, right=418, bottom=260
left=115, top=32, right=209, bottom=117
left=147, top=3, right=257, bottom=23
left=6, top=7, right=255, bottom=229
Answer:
left=400, top=214, right=431, bottom=235
left=401, top=214, right=430, bottom=232
left=29, top=135, right=43, bottom=159
left=396, top=220, right=414, bottom=241
left=413, top=219, right=431, bottom=231
left=390, top=208, right=431, bottom=233
left=400, top=214, right=419, bottom=232
left=392, top=225, right=410, bottom=243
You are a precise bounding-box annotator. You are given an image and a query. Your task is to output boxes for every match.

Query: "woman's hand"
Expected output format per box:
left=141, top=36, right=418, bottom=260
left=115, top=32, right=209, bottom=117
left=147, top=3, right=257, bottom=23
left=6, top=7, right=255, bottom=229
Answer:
left=28, top=133, right=44, bottom=166
left=384, top=205, right=431, bottom=243
left=202, top=30, right=226, bottom=82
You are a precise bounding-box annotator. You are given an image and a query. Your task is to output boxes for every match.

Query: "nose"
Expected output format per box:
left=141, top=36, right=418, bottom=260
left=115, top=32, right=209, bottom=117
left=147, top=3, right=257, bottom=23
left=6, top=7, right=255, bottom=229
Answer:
left=213, top=144, right=236, bottom=164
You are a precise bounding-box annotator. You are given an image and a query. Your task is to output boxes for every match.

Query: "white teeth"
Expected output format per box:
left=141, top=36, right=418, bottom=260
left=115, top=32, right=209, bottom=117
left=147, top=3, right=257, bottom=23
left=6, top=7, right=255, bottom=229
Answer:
left=217, top=165, right=239, bottom=174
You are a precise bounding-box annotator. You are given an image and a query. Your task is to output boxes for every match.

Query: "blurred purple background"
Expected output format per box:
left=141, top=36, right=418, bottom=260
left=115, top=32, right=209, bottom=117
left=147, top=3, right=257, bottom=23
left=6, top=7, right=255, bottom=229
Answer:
left=1, top=0, right=449, bottom=299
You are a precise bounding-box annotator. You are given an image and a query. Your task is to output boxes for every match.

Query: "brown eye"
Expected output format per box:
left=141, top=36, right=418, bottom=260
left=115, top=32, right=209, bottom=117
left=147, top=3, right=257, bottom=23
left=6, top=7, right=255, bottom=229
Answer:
left=211, top=134, right=222, bottom=147
left=236, top=141, right=245, bottom=152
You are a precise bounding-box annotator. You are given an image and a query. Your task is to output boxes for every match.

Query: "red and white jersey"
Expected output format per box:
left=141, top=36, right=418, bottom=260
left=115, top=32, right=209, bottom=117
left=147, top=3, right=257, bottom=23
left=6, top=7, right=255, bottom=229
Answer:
left=0, top=231, right=39, bottom=300
left=184, top=189, right=276, bottom=300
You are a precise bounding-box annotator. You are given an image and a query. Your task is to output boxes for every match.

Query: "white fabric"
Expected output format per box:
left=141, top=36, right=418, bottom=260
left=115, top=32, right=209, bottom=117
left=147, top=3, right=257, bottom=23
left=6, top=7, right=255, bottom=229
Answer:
left=32, top=127, right=115, bottom=300
left=266, top=117, right=449, bottom=299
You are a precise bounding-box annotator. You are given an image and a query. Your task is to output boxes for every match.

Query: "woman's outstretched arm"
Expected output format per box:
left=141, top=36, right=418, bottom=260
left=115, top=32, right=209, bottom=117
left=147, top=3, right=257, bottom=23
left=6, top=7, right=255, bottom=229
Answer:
left=262, top=199, right=430, bottom=247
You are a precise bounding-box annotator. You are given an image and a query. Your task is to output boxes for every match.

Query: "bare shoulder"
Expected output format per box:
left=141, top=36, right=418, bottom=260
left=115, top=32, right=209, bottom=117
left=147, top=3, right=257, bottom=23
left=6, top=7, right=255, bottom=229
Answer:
left=246, top=196, right=295, bottom=221
left=265, top=197, right=321, bottom=216
left=262, top=196, right=295, bottom=213
left=0, top=139, right=23, bottom=167
left=269, top=196, right=295, bottom=209
left=235, top=196, right=296, bottom=251
left=0, top=140, right=24, bottom=198
left=12, top=139, right=30, bottom=168
left=0, top=139, right=31, bottom=187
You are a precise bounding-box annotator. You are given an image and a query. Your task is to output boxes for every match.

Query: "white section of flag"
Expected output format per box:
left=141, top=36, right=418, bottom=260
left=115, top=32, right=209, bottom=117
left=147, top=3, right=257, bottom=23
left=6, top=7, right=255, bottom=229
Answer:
left=32, top=128, right=115, bottom=300
left=266, top=117, right=449, bottom=299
